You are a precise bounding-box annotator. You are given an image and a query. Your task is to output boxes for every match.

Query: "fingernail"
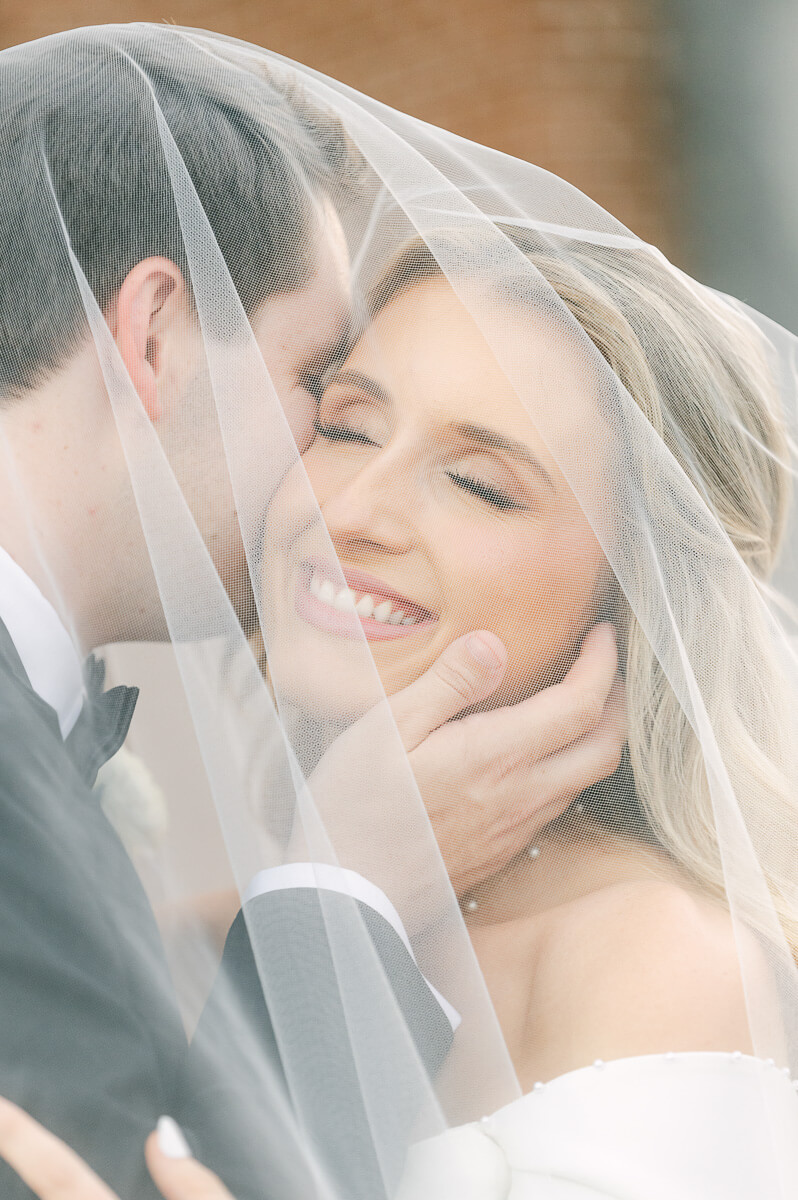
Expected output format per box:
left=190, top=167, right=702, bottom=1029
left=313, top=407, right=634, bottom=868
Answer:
left=157, top=1115, right=192, bottom=1160
left=466, top=632, right=504, bottom=668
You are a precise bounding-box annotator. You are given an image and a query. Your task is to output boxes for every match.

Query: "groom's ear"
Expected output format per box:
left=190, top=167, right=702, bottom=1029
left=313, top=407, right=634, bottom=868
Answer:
left=110, top=257, right=187, bottom=421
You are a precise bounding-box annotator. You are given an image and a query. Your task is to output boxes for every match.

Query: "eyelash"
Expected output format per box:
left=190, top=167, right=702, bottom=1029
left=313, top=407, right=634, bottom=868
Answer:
left=446, top=471, right=522, bottom=511
left=313, top=418, right=377, bottom=446
left=314, top=419, right=524, bottom=512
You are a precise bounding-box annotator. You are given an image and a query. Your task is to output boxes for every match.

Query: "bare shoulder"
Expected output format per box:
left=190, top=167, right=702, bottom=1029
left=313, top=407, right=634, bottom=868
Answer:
left=518, top=878, right=771, bottom=1084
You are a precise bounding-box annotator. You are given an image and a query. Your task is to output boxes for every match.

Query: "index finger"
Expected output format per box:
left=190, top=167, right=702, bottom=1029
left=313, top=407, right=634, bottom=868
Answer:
left=455, top=622, right=620, bottom=766
left=0, top=1097, right=117, bottom=1199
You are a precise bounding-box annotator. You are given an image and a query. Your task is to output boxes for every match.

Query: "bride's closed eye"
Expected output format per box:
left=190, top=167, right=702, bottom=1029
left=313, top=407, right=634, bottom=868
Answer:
left=445, top=450, right=533, bottom=513
left=312, top=416, right=378, bottom=446
left=446, top=469, right=524, bottom=512
left=313, top=385, right=387, bottom=446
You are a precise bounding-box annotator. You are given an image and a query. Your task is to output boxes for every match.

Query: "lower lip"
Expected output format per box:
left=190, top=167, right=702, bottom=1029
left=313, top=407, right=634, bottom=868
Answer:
left=294, top=571, right=438, bottom=641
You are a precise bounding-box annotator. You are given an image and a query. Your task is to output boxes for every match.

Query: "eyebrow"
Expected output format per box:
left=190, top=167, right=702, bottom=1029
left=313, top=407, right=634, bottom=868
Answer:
left=453, top=421, right=557, bottom=493
left=322, top=367, right=392, bottom=405
left=324, top=370, right=556, bottom=493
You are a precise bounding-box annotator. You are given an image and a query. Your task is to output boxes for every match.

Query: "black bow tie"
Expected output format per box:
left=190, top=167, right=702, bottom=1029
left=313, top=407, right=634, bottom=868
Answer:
left=64, top=655, right=139, bottom=788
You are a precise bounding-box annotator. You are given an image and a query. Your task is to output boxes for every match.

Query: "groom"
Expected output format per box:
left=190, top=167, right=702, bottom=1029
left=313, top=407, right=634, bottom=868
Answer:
left=0, top=27, right=624, bottom=1200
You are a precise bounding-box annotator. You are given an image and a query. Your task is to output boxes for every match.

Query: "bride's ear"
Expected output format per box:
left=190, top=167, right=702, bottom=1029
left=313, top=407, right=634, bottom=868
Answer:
left=110, top=256, right=186, bottom=421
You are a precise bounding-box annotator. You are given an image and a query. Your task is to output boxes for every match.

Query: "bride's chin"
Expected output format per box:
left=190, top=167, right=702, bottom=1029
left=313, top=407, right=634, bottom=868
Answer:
left=264, top=631, right=426, bottom=722
left=267, top=663, right=381, bottom=726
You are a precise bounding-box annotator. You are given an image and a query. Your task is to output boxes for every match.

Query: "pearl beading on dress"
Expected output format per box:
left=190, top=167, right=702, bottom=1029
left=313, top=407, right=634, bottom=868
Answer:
left=410, top=1051, right=798, bottom=1200
left=514, top=1051, right=798, bottom=1113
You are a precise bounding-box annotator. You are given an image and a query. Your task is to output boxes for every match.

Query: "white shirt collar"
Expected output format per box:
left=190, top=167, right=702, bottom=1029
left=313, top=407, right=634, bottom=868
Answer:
left=0, top=545, right=84, bottom=738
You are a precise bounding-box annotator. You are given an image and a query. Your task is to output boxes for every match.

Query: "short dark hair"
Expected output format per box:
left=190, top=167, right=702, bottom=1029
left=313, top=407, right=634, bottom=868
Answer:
left=0, top=25, right=361, bottom=398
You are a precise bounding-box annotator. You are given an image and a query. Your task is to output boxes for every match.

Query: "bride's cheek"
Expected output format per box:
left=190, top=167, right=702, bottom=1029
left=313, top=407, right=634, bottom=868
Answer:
left=273, top=459, right=333, bottom=532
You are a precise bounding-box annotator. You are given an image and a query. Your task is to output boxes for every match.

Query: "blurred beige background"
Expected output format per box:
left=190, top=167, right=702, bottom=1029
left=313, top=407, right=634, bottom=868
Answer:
left=0, top=0, right=678, bottom=255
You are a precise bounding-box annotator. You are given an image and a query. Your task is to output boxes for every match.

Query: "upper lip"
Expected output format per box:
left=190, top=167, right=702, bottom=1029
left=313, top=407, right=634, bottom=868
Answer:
left=303, top=555, right=438, bottom=621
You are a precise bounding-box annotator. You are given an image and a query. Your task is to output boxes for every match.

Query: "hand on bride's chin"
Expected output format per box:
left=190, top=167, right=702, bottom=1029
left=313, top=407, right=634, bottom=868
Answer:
left=289, top=623, right=623, bottom=924
left=405, top=622, right=624, bottom=898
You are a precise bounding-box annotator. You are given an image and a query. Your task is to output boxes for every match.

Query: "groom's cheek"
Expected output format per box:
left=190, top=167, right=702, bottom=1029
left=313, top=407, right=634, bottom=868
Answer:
left=281, top=388, right=318, bottom=453
left=266, top=460, right=322, bottom=551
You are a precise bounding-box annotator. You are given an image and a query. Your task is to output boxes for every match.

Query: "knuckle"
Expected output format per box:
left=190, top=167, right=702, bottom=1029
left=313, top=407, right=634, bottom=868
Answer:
left=461, top=768, right=491, bottom=813
left=433, top=658, right=477, bottom=704
left=484, top=747, right=518, bottom=792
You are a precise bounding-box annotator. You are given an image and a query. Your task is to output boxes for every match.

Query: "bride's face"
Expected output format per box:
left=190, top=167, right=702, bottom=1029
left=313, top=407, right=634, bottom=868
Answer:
left=265, top=280, right=609, bottom=717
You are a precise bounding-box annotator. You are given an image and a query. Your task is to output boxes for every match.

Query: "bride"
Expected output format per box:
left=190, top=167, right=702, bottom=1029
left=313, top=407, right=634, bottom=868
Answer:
left=261, top=228, right=798, bottom=1194
left=1, top=22, right=797, bottom=1200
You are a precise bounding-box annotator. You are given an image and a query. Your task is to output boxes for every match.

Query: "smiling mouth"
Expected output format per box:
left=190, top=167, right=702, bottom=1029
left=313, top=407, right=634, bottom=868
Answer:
left=294, top=558, right=438, bottom=640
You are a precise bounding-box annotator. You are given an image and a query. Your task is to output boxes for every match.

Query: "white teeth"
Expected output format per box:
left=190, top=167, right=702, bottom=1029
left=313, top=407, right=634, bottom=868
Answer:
left=355, top=594, right=374, bottom=618
left=334, top=586, right=356, bottom=612
left=309, top=572, right=423, bottom=626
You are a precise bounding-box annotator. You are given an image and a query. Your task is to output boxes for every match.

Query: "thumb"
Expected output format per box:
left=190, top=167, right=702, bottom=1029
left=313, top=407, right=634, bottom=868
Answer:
left=389, top=631, right=506, bottom=751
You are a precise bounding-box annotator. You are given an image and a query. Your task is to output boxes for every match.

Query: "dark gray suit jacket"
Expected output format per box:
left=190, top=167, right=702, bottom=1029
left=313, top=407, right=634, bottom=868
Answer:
left=0, top=622, right=451, bottom=1199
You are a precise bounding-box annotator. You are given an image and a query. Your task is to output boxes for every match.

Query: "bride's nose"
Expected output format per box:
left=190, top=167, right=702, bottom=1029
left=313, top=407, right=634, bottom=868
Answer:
left=321, top=454, right=415, bottom=553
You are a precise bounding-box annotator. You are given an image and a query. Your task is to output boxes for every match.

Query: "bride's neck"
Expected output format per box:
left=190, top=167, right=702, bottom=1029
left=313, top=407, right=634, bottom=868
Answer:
left=461, top=819, right=682, bottom=927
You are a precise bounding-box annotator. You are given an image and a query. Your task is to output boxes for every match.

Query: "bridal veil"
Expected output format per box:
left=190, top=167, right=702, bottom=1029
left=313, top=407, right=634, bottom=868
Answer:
left=1, top=22, right=797, bottom=1198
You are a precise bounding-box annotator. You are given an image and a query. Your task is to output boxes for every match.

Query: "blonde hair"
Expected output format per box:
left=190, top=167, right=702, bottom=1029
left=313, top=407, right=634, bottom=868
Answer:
left=370, top=232, right=798, bottom=962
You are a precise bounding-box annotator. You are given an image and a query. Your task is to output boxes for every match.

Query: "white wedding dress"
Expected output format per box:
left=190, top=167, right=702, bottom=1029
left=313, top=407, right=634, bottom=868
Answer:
left=397, top=1053, right=798, bottom=1199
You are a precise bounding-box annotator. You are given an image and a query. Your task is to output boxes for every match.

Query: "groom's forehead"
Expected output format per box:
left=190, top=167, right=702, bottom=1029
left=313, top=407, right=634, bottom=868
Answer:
left=287, top=211, right=355, bottom=369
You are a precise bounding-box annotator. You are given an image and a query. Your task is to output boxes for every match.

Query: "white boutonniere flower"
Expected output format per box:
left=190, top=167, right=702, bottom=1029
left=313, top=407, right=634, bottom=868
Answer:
left=95, top=745, right=169, bottom=855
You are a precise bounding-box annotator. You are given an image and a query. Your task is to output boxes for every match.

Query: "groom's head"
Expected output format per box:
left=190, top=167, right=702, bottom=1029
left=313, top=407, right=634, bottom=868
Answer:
left=0, top=27, right=358, bottom=642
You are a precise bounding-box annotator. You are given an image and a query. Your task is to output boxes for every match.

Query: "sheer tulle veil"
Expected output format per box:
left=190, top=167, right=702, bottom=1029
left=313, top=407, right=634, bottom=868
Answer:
left=1, top=20, right=798, bottom=1198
